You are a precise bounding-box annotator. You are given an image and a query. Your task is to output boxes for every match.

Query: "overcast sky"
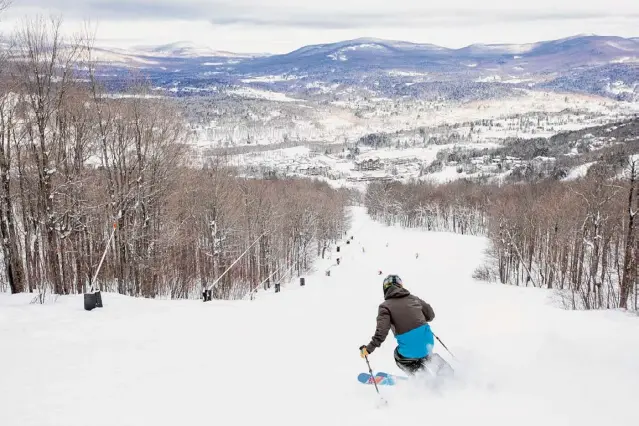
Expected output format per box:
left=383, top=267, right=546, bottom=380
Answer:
left=0, top=0, right=638, bottom=53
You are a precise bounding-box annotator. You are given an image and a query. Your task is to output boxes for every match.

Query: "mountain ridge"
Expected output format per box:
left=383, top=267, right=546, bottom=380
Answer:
left=97, top=34, right=639, bottom=59
left=87, top=35, right=639, bottom=101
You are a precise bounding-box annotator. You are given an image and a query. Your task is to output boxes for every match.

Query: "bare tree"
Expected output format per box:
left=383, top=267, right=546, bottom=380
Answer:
left=619, top=158, right=638, bottom=309
left=0, top=16, right=351, bottom=300
left=366, top=171, right=638, bottom=311
left=0, top=16, right=27, bottom=293
left=0, top=1, right=11, bottom=14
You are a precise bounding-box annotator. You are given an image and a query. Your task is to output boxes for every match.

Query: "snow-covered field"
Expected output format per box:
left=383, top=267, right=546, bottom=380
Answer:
left=222, top=142, right=505, bottom=188
left=563, top=162, right=596, bottom=181
left=187, top=88, right=639, bottom=187
left=189, top=90, right=639, bottom=149
left=1, top=207, right=638, bottom=426
left=227, top=87, right=302, bottom=102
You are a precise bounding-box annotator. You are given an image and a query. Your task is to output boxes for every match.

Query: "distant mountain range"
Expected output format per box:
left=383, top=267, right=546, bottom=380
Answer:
left=131, top=42, right=250, bottom=59
left=91, top=35, right=639, bottom=101
left=244, top=35, right=639, bottom=72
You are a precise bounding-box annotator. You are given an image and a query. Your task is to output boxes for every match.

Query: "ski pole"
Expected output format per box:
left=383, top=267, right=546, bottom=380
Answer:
left=363, top=355, right=382, bottom=395
left=363, top=355, right=388, bottom=407
left=434, top=333, right=457, bottom=360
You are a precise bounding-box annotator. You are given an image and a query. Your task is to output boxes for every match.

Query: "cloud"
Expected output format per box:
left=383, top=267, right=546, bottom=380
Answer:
left=208, top=10, right=639, bottom=30
left=11, top=0, right=213, bottom=20
left=8, top=0, right=639, bottom=26
left=1, top=0, right=637, bottom=53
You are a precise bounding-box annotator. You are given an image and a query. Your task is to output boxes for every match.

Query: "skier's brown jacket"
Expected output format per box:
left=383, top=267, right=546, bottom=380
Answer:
left=365, top=285, right=435, bottom=354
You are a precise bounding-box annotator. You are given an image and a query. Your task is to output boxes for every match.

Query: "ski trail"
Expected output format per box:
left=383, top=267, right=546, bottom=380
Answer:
left=1, top=206, right=638, bottom=426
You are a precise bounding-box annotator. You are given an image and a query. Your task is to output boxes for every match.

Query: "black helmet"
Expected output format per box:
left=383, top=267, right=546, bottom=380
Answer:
left=383, top=274, right=403, bottom=292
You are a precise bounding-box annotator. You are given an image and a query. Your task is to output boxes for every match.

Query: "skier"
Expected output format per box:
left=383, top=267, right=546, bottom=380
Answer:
left=359, top=274, right=440, bottom=376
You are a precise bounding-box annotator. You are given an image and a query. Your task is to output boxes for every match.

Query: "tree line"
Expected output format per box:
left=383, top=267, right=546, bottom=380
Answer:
left=0, top=17, right=350, bottom=300
left=365, top=163, right=638, bottom=311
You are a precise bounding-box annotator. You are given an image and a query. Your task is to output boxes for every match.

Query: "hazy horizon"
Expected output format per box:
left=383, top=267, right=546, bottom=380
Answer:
left=0, top=1, right=637, bottom=54
left=93, top=33, right=639, bottom=56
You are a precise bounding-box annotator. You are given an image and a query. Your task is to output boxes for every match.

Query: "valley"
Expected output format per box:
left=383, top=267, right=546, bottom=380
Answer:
left=85, top=35, right=639, bottom=186
left=184, top=90, right=638, bottom=189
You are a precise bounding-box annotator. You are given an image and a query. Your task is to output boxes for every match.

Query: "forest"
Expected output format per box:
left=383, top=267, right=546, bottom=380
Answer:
left=365, top=163, right=639, bottom=311
left=0, top=17, right=350, bottom=300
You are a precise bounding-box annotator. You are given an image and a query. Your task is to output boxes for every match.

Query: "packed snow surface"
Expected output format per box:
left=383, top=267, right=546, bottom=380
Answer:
left=1, top=207, right=638, bottom=426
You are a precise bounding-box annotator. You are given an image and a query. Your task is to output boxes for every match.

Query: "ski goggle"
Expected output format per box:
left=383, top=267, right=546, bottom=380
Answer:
left=383, top=275, right=403, bottom=289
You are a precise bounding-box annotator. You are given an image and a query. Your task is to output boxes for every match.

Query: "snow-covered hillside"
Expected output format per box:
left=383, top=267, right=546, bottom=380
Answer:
left=186, top=90, right=638, bottom=150
left=1, top=207, right=637, bottom=426
left=199, top=108, right=639, bottom=188
left=84, top=35, right=638, bottom=173
left=129, top=41, right=256, bottom=59
left=89, top=35, right=639, bottom=103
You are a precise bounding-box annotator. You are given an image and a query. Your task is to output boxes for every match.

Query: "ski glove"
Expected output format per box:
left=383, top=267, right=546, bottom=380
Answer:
left=359, top=345, right=369, bottom=358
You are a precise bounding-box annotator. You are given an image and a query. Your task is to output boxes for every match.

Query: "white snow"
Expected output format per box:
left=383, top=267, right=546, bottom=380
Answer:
left=563, top=162, right=595, bottom=180
left=241, top=75, right=295, bottom=83
left=104, top=93, right=166, bottom=99
left=192, top=89, right=639, bottom=150
left=467, top=42, right=536, bottom=54
left=328, top=52, right=348, bottom=61
left=236, top=146, right=311, bottom=162
left=227, top=87, right=301, bottom=102
left=342, top=44, right=386, bottom=52
left=475, top=75, right=502, bottom=83
left=305, top=81, right=340, bottom=93
left=606, top=80, right=638, bottom=95
left=387, top=70, right=429, bottom=77
left=89, top=49, right=161, bottom=66
left=502, top=77, right=535, bottom=84
left=3, top=209, right=637, bottom=426
left=424, top=165, right=468, bottom=183
left=358, top=144, right=496, bottom=164
left=328, top=43, right=387, bottom=61
left=605, top=41, right=635, bottom=51
left=611, top=56, right=639, bottom=64
left=359, top=147, right=442, bottom=162
left=133, top=42, right=249, bottom=58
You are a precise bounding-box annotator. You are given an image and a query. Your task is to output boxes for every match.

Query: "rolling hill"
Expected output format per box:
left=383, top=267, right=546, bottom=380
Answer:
left=87, top=35, right=639, bottom=101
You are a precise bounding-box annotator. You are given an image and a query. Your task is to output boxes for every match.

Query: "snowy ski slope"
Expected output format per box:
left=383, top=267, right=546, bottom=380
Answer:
left=1, top=207, right=638, bottom=425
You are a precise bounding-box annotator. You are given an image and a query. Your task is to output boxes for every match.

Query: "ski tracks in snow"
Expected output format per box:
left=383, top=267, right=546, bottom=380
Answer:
left=1, top=206, right=638, bottom=426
